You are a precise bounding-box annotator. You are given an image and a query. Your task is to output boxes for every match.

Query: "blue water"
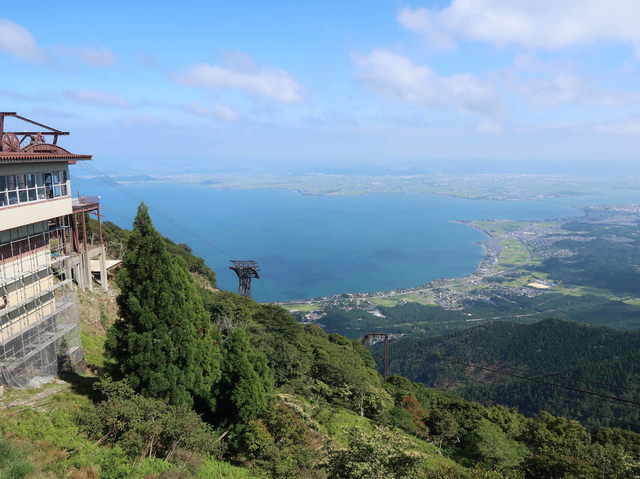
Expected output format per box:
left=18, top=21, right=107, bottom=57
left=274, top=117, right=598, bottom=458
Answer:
left=81, top=182, right=640, bottom=303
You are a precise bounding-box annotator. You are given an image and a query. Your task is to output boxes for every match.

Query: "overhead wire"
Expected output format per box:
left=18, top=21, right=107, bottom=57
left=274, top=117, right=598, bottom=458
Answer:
left=538, top=395, right=640, bottom=429
left=258, top=278, right=271, bottom=303
left=393, top=350, right=640, bottom=429
left=98, top=204, right=134, bottom=224
left=382, top=348, right=640, bottom=409
left=82, top=191, right=231, bottom=269
left=432, top=355, right=640, bottom=406
left=482, top=362, right=640, bottom=393
left=76, top=162, right=233, bottom=258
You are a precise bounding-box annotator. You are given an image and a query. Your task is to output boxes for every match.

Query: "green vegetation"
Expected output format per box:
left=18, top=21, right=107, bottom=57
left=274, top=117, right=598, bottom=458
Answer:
left=496, top=238, right=530, bottom=269
left=105, top=204, right=220, bottom=408
left=80, top=213, right=217, bottom=287
left=386, top=318, right=640, bottom=432
left=4, top=203, right=640, bottom=478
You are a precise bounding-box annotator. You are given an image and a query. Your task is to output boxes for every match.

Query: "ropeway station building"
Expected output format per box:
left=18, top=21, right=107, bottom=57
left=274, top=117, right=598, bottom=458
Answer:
left=0, top=112, right=111, bottom=388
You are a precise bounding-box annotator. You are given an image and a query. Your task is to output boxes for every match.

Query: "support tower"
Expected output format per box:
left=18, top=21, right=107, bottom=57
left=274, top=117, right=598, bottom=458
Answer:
left=229, top=260, right=260, bottom=298
left=362, top=333, right=389, bottom=378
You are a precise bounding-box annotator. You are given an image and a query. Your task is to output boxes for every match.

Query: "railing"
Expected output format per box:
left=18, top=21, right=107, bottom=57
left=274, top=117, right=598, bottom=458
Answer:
left=72, top=195, right=99, bottom=207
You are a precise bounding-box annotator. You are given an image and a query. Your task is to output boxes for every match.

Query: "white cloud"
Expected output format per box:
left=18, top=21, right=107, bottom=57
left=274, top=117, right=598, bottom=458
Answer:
left=477, top=119, right=502, bottom=134
left=64, top=90, right=132, bottom=109
left=351, top=48, right=498, bottom=114
left=175, top=51, right=305, bottom=104
left=0, top=19, right=47, bottom=63
left=31, top=107, right=76, bottom=118
left=118, top=114, right=163, bottom=127
left=187, top=102, right=241, bottom=122
left=398, top=2, right=640, bottom=50
left=595, top=121, right=640, bottom=136
left=54, top=45, right=116, bottom=67
left=502, top=54, right=640, bottom=107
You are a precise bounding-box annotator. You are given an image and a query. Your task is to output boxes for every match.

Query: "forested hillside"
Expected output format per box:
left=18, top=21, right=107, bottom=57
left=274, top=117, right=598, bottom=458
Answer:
left=385, top=318, right=640, bottom=432
left=2, top=205, right=639, bottom=478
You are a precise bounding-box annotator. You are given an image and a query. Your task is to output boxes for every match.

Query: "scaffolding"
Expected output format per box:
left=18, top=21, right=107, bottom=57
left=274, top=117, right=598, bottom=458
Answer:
left=0, top=219, right=83, bottom=388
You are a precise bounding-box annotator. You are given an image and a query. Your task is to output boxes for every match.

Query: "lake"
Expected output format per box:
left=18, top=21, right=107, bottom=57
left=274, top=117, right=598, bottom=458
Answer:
left=76, top=181, right=640, bottom=303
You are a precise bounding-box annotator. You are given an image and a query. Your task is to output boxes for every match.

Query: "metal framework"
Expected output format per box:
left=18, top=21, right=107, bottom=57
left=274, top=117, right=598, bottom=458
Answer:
left=0, top=220, right=83, bottom=388
left=229, top=260, right=260, bottom=298
left=71, top=195, right=103, bottom=253
left=1, top=112, right=69, bottom=152
left=362, top=333, right=389, bottom=378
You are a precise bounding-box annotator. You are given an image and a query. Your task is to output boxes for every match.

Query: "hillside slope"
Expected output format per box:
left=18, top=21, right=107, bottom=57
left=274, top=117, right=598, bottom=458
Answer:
left=385, top=318, right=640, bottom=431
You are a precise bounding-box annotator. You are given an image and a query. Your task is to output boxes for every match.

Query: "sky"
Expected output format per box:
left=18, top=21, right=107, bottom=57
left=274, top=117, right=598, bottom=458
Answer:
left=2, top=0, right=640, bottom=171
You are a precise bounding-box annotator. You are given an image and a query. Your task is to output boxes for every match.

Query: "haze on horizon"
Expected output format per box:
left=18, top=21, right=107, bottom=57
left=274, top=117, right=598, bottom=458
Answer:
left=2, top=1, right=640, bottom=173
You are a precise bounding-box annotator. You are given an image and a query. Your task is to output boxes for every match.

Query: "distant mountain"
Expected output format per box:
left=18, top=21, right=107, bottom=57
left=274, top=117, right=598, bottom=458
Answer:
left=113, top=175, right=159, bottom=182
left=71, top=174, right=159, bottom=190
left=298, top=164, right=431, bottom=176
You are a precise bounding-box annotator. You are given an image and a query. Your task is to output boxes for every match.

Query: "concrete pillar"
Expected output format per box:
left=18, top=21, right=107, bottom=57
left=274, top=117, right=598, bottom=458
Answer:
left=99, top=245, right=108, bottom=292
left=83, top=252, right=92, bottom=293
left=73, top=254, right=84, bottom=291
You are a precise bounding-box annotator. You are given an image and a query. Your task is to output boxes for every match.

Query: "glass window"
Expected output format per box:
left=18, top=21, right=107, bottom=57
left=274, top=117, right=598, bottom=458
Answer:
left=0, top=192, right=6, bottom=207
left=18, top=190, right=28, bottom=203
left=44, top=173, right=53, bottom=199
left=8, top=191, right=18, bottom=205
left=0, top=176, right=5, bottom=191
left=61, top=170, right=68, bottom=183
left=25, top=174, right=35, bottom=188
left=28, top=189, right=36, bottom=201
left=52, top=171, right=59, bottom=184
left=6, top=175, right=16, bottom=191
left=37, top=187, right=46, bottom=200
left=60, top=184, right=68, bottom=196
left=54, top=185, right=61, bottom=197
left=35, top=173, right=44, bottom=187
left=16, top=174, right=26, bottom=190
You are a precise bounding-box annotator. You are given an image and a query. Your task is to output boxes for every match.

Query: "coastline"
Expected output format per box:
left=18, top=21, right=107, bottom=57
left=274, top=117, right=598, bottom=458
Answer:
left=278, top=220, right=497, bottom=306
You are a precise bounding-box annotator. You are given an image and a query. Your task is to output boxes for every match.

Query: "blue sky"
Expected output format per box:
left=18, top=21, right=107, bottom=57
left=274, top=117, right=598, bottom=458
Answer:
left=2, top=0, right=640, bottom=171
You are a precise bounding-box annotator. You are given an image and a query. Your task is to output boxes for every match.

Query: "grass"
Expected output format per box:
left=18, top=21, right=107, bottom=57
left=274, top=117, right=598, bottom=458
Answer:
left=474, top=220, right=531, bottom=235
left=196, top=458, right=251, bottom=478
left=80, top=331, right=109, bottom=369
left=395, top=293, right=431, bottom=304
left=496, top=238, right=530, bottom=269
left=369, top=297, right=401, bottom=307
left=281, top=302, right=320, bottom=312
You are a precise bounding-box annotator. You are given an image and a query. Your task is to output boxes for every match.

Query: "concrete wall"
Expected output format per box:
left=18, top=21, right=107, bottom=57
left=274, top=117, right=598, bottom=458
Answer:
left=0, top=161, right=72, bottom=231
left=0, top=198, right=71, bottom=231
left=0, top=161, right=69, bottom=176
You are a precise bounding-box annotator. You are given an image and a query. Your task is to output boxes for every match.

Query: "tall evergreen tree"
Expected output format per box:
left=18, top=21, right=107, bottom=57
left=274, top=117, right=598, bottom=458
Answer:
left=215, top=328, right=271, bottom=424
left=106, top=203, right=221, bottom=407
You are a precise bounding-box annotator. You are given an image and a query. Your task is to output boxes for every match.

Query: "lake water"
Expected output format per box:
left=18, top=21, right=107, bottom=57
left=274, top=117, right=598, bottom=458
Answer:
left=78, top=181, right=640, bottom=303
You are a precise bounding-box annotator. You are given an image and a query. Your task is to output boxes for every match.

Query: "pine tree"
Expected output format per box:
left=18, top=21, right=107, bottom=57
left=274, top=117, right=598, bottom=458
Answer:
left=106, top=203, right=221, bottom=407
left=215, top=328, right=271, bottom=424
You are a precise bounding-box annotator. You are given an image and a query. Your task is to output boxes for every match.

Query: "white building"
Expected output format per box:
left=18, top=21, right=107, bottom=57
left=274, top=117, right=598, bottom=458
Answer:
left=0, top=112, right=91, bottom=388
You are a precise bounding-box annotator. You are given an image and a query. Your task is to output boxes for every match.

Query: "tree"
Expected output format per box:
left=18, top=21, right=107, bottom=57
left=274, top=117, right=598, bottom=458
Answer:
left=105, top=203, right=220, bottom=408
left=326, top=425, right=425, bottom=479
left=429, top=409, right=459, bottom=449
left=215, top=328, right=271, bottom=425
left=467, top=419, right=528, bottom=471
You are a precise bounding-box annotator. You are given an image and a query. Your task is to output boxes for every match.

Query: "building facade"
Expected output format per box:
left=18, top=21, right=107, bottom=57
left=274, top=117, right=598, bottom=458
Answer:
left=0, top=112, right=91, bottom=388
